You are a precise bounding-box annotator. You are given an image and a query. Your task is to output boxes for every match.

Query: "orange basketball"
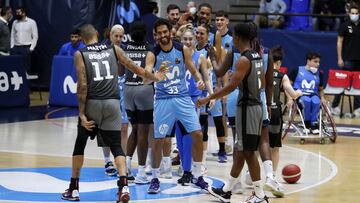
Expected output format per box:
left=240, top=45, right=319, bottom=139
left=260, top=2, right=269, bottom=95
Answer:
left=282, top=164, right=301, bottom=184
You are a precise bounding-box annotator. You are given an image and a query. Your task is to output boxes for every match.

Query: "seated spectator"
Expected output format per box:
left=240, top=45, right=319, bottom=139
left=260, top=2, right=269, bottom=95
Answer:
left=255, top=0, right=287, bottom=29
left=289, top=52, right=327, bottom=134
left=58, top=28, right=85, bottom=56
left=0, top=6, right=12, bottom=56
left=313, top=0, right=345, bottom=31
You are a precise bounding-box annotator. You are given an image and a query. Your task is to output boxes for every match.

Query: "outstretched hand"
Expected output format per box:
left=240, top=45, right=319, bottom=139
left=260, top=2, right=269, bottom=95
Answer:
left=197, top=97, right=210, bottom=108
left=206, top=45, right=216, bottom=62
left=155, top=61, right=171, bottom=82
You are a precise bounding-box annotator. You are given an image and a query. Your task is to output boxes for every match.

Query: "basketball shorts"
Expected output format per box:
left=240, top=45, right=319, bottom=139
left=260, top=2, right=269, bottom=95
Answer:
left=125, top=85, right=154, bottom=124
left=226, top=89, right=239, bottom=118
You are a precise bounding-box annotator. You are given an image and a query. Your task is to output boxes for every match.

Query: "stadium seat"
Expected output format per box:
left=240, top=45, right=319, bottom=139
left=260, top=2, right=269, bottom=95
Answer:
left=279, top=66, right=288, bottom=74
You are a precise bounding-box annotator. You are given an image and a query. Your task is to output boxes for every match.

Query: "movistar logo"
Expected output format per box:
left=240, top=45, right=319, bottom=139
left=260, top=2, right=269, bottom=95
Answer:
left=63, top=76, right=77, bottom=94
left=301, top=79, right=315, bottom=89
left=117, top=1, right=140, bottom=24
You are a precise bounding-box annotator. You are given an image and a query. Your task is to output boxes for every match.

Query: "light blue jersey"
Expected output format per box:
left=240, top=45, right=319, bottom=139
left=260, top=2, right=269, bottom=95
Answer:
left=185, top=48, right=205, bottom=97
left=226, top=48, right=241, bottom=118
left=260, top=48, right=270, bottom=122
left=153, top=41, right=188, bottom=99
left=118, top=76, right=129, bottom=124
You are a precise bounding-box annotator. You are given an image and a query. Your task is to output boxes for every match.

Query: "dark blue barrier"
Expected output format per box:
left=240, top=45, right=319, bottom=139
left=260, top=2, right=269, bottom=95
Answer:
left=260, top=29, right=337, bottom=84
left=49, top=56, right=78, bottom=107
left=0, top=56, right=30, bottom=107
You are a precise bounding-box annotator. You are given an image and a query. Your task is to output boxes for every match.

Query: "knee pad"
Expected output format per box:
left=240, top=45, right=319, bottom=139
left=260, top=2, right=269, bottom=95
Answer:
left=200, top=115, right=208, bottom=141
left=99, top=129, right=125, bottom=157
left=213, top=116, right=225, bottom=137
left=110, top=145, right=125, bottom=158
left=72, top=125, right=89, bottom=156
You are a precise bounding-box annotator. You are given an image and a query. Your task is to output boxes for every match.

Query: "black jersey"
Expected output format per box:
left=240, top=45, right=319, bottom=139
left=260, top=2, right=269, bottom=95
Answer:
left=123, top=42, right=152, bottom=86
left=80, top=43, right=119, bottom=100
left=272, top=69, right=285, bottom=109
left=238, top=49, right=264, bottom=106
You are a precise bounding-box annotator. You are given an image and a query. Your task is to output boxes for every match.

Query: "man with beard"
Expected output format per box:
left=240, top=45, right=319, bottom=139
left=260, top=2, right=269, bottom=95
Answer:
left=58, top=28, right=85, bottom=56
left=145, top=18, right=209, bottom=194
left=166, top=4, right=180, bottom=26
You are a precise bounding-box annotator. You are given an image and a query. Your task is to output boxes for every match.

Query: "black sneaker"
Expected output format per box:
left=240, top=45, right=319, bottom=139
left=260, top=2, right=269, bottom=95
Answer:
left=177, top=172, right=192, bottom=186
left=208, top=186, right=231, bottom=203
left=105, top=161, right=117, bottom=176
left=311, top=123, right=320, bottom=135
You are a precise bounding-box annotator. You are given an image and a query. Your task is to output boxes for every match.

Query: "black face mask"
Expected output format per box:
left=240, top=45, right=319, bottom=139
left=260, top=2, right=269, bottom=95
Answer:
left=15, top=15, right=22, bottom=20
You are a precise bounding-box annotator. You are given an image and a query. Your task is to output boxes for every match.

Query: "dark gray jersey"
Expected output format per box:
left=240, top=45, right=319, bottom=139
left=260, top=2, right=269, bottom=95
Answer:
left=123, top=42, right=152, bottom=86
left=80, top=43, right=119, bottom=100
left=272, top=69, right=285, bottom=108
left=238, top=49, right=264, bottom=106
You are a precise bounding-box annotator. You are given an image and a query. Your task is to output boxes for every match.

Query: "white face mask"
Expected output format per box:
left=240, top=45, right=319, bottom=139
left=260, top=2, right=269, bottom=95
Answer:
left=350, top=14, right=359, bottom=22
left=189, top=7, right=197, bottom=15
left=309, top=67, right=318, bottom=74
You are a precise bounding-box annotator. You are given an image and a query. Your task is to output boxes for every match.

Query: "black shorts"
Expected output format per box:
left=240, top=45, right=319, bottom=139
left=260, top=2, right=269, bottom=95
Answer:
left=269, top=107, right=282, bottom=148
left=97, top=130, right=122, bottom=147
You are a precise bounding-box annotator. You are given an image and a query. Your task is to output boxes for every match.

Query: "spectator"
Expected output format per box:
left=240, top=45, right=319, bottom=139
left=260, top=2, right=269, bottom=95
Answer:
left=332, top=4, right=360, bottom=117
left=0, top=6, right=12, bottom=56
left=10, top=7, right=38, bottom=72
left=166, top=4, right=180, bottom=26
left=185, top=1, right=197, bottom=23
left=255, top=0, right=287, bottom=29
left=58, top=28, right=85, bottom=56
left=140, top=1, right=159, bottom=45
left=313, top=0, right=345, bottom=31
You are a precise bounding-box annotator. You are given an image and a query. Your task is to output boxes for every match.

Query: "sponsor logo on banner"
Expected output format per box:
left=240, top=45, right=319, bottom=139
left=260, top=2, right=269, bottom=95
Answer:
left=63, top=75, right=77, bottom=94
left=0, top=71, right=23, bottom=92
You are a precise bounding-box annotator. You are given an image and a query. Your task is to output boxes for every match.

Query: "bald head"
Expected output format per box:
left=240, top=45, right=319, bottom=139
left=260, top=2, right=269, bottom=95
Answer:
left=80, top=24, right=98, bottom=44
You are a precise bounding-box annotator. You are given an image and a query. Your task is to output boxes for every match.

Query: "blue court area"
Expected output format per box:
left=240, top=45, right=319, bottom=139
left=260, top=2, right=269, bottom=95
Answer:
left=0, top=167, right=224, bottom=202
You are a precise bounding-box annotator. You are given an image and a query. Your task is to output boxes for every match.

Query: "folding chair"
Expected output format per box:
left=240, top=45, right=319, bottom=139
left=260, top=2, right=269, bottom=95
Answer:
left=344, top=71, right=360, bottom=115
left=323, top=69, right=351, bottom=117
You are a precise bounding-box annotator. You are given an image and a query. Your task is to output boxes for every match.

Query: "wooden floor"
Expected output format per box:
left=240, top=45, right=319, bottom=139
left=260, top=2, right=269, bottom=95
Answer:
left=0, top=92, right=359, bottom=202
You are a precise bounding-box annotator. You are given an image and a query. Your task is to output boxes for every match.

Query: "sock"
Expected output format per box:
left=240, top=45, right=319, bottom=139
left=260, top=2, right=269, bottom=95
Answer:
left=202, top=150, right=207, bottom=164
left=117, top=176, right=128, bottom=190
left=192, top=162, right=202, bottom=178
left=146, top=148, right=152, bottom=166
left=126, top=156, right=132, bottom=173
left=138, top=165, right=145, bottom=176
left=70, top=177, right=79, bottom=190
left=219, top=142, right=225, bottom=153
left=104, top=156, right=111, bottom=164
left=223, top=175, right=238, bottom=192
left=152, top=168, right=160, bottom=179
left=163, top=157, right=171, bottom=169
left=263, top=160, right=274, bottom=179
left=253, top=180, right=265, bottom=198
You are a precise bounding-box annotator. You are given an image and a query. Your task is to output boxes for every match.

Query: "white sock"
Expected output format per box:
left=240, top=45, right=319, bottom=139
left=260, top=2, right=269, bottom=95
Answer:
left=104, top=156, right=111, bottom=164
left=146, top=148, right=152, bottom=166
left=152, top=168, right=160, bottom=179
left=263, top=160, right=274, bottom=179
left=193, top=162, right=202, bottom=178
left=253, top=180, right=265, bottom=198
left=138, top=165, right=145, bottom=176
left=126, top=156, right=132, bottom=170
left=202, top=150, right=207, bottom=165
left=223, top=175, right=238, bottom=192
left=163, top=157, right=171, bottom=169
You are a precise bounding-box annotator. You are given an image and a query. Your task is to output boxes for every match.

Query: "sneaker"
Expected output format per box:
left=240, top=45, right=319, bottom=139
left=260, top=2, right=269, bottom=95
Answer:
left=134, top=174, right=150, bottom=184
left=232, top=181, right=244, bottom=194
left=192, top=176, right=209, bottom=190
left=311, top=123, right=320, bottom=135
left=244, top=170, right=252, bottom=186
left=303, top=128, right=311, bottom=135
left=208, top=186, right=231, bottom=203
left=117, top=186, right=130, bottom=203
left=264, top=177, right=285, bottom=197
left=127, top=168, right=135, bottom=182
left=147, top=178, right=160, bottom=194
left=61, top=188, right=80, bottom=201
left=105, top=161, right=117, bottom=176
left=145, top=164, right=152, bottom=174
left=177, top=172, right=192, bottom=186
left=243, top=192, right=269, bottom=203
left=330, top=106, right=340, bottom=116
left=201, top=164, right=208, bottom=175
left=160, top=164, right=172, bottom=179
left=218, top=151, right=228, bottom=163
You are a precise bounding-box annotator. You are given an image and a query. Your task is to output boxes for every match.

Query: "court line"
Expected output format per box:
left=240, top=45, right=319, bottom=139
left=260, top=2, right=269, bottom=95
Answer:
left=282, top=145, right=338, bottom=195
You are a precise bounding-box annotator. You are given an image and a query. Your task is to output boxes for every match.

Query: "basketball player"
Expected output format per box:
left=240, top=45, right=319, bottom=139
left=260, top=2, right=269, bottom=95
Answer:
left=198, top=23, right=268, bottom=203
left=145, top=19, right=209, bottom=194
left=61, top=24, right=167, bottom=202
left=122, top=21, right=154, bottom=184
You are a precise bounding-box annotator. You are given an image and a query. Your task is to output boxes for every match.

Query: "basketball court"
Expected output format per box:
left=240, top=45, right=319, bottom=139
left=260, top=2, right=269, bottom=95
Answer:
left=0, top=94, right=359, bottom=203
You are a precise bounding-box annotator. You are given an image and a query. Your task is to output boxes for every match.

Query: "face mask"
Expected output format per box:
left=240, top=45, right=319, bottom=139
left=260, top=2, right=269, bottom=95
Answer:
left=15, top=15, right=22, bottom=20
left=189, top=7, right=197, bottom=15
left=309, top=67, right=318, bottom=74
left=350, top=14, right=359, bottom=22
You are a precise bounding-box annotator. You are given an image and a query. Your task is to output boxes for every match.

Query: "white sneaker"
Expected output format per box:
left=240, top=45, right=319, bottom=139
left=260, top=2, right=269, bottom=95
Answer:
left=160, top=169, right=172, bottom=179
left=231, top=181, right=244, bottom=194
left=243, top=192, right=269, bottom=203
left=311, top=128, right=320, bottom=135
left=330, top=107, right=340, bottom=116
left=145, top=164, right=152, bottom=174
left=160, top=159, right=172, bottom=179
left=354, top=108, right=360, bottom=118
left=134, top=174, right=150, bottom=184
left=244, top=170, right=252, bottom=186
left=303, top=128, right=311, bottom=135
left=264, top=177, right=285, bottom=197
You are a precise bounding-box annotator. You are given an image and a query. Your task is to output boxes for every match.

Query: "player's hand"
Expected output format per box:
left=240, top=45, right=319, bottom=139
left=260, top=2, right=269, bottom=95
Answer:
left=178, top=12, right=192, bottom=26
left=338, top=59, right=344, bottom=68
left=197, top=97, right=210, bottom=108
left=155, top=61, right=171, bottom=82
left=196, top=80, right=205, bottom=90
left=80, top=114, right=95, bottom=131
left=286, top=99, right=294, bottom=108
left=206, top=45, right=216, bottom=62
left=294, top=90, right=303, bottom=99
left=208, top=99, right=216, bottom=110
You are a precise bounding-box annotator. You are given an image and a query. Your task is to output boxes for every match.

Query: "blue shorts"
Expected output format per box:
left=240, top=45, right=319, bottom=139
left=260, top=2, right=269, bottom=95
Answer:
left=260, top=90, right=269, bottom=125
left=226, top=89, right=239, bottom=118
left=154, top=96, right=201, bottom=138
left=120, top=86, right=129, bottom=124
